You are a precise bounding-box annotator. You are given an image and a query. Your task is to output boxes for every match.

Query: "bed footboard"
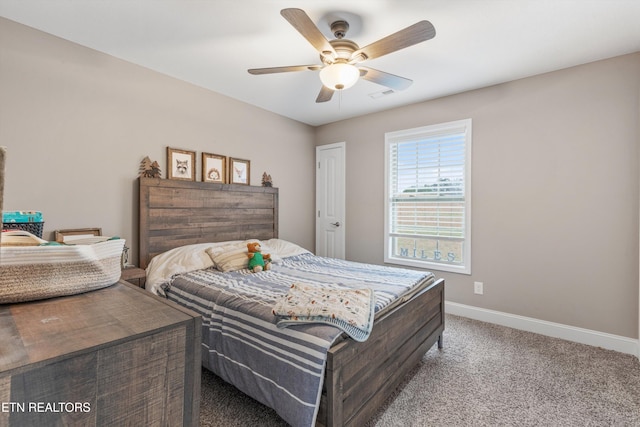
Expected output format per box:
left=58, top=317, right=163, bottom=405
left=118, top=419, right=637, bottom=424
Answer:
left=317, top=278, right=445, bottom=427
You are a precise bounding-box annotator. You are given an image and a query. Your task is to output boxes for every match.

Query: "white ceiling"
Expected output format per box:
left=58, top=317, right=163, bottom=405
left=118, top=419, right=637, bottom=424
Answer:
left=2, top=0, right=640, bottom=126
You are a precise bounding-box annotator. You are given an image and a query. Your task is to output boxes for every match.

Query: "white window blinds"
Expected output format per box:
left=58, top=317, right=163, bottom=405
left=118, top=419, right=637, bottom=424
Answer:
left=385, top=119, right=472, bottom=274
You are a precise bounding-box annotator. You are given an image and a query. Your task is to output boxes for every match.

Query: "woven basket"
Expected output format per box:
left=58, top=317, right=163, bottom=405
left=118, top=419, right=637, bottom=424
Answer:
left=0, top=238, right=125, bottom=303
left=2, top=221, right=44, bottom=238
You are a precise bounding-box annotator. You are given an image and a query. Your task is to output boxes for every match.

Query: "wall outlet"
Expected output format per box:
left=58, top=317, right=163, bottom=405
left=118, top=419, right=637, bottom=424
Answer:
left=474, top=281, right=484, bottom=295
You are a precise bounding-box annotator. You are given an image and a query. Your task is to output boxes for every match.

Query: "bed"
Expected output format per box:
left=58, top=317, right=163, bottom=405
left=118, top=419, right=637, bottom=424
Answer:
left=138, top=177, right=445, bottom=427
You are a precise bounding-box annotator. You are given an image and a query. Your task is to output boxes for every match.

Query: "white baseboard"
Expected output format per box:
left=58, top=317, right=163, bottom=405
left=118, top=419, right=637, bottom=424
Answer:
left=445, top=301, right=640, bottom=359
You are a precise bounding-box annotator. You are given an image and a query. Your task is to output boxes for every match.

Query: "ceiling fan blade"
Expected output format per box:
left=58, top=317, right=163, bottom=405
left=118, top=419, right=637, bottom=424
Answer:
left=359, top=66, right=413, bottom=91
left=351, top=20, right=435, bottom=62
left=281, top=8, right=337, bottom=61
left=248, top=65, right=321, bottom=75
left=316, top=86, right=334, bottom=103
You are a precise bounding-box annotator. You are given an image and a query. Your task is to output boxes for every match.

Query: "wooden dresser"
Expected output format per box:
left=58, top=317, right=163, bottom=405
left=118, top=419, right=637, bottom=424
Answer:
left=0, top=281, right=201, bottom=426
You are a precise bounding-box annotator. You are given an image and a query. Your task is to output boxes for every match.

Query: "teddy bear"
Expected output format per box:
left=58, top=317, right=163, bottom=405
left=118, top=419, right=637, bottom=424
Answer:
left=247, top=241, right=272, bottom=273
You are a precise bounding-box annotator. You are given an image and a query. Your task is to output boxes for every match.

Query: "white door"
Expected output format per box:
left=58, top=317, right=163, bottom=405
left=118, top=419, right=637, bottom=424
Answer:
left=316, top=142, right=345, bottom=258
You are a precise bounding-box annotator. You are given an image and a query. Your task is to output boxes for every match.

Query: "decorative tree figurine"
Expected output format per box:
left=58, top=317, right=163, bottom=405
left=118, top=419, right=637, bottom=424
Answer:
left=139, top=156, right=162, bottom=178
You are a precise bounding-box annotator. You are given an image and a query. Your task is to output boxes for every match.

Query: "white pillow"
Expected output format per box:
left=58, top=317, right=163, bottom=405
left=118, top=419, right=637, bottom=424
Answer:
left=265, top=238, right=311, bottom=258
left=206, top=245, right=249, bottom=272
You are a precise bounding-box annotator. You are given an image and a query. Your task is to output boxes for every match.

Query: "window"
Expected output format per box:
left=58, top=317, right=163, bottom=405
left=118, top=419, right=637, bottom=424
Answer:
left=384, top=119, right=472, bottom=274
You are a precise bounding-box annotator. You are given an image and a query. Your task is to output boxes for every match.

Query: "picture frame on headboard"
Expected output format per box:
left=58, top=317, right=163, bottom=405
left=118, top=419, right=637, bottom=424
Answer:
left=229, top=157, right=250, bottom=185
left=167, top=147, right=196, bottom=181
left=202, top=152, right=227, bottom=183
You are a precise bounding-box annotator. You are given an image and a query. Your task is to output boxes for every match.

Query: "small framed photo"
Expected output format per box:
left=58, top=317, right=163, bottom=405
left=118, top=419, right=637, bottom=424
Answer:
left=55, top=227, right=102, bottom=243
left=202, top=152, right=227, bottom=183
left=229, top=157, right=250, bottom=185
left=167, top=147, right=196, bottom=181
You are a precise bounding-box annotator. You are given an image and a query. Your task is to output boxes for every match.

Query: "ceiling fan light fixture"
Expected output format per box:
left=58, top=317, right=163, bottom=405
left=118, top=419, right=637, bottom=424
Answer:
left=319, top=63, right=359, bottom=90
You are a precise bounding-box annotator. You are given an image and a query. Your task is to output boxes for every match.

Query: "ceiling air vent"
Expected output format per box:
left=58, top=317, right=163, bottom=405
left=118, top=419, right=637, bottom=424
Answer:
left=369, top=89, right=396, bottom=99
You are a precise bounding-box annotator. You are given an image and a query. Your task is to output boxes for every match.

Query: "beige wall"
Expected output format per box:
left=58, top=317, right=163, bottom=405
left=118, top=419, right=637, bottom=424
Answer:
left=0, top=17, right=317, bottom=262
left=316, top=53, right=640, bottom=339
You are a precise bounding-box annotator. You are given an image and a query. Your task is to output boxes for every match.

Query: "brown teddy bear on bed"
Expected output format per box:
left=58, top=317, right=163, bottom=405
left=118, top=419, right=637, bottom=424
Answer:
left=247, top=241, right=272, bottom=273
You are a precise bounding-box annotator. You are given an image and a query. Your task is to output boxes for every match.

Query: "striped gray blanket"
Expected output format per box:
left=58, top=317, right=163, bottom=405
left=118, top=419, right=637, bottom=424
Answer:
left=164, top=253, right=433, bottom=427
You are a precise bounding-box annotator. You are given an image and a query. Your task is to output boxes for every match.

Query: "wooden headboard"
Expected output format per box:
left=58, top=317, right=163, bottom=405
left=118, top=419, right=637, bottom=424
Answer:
left=138, top=177, right=279, bottom=268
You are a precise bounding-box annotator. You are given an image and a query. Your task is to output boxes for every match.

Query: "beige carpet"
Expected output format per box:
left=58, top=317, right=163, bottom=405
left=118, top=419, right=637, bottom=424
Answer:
left=199, top=314, right=640, bottom=426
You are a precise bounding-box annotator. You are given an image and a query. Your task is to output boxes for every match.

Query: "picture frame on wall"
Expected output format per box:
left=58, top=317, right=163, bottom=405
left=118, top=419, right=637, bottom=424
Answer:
left=167, top=147, right=196, bottom=181
left=202, top=152, right=227, bottom=183
left=229, top=157, right=250, bottom=185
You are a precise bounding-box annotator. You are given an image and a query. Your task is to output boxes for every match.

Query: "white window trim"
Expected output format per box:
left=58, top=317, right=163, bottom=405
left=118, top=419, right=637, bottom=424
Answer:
left=384, top=119, right=472, bottom=274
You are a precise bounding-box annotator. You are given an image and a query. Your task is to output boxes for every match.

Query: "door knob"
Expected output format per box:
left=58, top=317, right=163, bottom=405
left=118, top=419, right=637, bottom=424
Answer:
left=330, top=222, right=341, bottom=227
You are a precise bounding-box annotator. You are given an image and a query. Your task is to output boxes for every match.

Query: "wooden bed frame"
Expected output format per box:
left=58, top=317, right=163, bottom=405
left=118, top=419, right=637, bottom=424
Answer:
left=138, top=177, right=445, bottom=427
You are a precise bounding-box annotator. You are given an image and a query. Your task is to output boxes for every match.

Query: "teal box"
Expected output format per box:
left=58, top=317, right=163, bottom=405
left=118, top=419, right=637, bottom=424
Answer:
left=2, top=211, right=43, bottom=223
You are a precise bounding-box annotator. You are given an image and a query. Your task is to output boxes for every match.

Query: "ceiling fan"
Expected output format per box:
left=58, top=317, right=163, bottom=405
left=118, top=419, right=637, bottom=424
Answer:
left=248, top=8, right=436, bottom=103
